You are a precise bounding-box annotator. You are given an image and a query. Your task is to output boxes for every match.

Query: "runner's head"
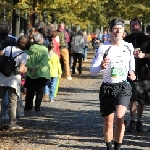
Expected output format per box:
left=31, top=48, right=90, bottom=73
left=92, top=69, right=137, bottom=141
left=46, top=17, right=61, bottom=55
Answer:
left=130, top=18, right=141, bottom=35
left=109, top=18, right=125, bottom=41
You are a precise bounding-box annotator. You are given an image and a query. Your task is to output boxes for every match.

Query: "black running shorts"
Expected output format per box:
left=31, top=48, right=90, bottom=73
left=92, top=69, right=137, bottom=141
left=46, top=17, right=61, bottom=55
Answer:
left=130, top=80, right=150, bottom=105
left=99, top=81, right=132, bottom=117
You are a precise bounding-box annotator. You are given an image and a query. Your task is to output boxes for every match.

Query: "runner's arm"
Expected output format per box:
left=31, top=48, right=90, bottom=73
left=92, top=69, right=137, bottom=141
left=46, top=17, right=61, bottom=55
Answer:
left=90, top=46, right=104, bottom=76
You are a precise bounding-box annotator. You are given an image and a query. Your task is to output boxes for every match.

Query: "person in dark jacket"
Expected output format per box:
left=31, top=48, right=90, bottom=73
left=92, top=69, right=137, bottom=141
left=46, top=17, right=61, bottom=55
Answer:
left=0, top=21, right=16, bottom=51
left=124, top=18, right=150, bottom=132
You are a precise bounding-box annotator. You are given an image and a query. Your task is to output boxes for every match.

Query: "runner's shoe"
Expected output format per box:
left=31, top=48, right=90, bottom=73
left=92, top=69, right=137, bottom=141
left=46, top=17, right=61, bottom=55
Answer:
left=136, top=121, right=143, bottom=132
left=126, top=120, right=136, bottom=132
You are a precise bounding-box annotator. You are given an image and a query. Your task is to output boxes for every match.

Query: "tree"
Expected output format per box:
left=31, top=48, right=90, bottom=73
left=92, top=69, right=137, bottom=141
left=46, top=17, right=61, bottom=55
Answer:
left=2, top=0, right=150, bottom=30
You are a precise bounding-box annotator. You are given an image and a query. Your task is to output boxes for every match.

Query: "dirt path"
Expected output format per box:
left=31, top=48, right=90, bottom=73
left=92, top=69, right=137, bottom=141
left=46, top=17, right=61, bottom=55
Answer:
left=0, top=49, right=150, bottom=150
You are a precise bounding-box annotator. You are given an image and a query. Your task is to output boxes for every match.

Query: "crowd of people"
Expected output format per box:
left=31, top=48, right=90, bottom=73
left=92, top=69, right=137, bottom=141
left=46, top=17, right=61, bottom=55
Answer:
left=0, top=17, right=150, bottom=150
left=0, top=21, right=96, bottom=130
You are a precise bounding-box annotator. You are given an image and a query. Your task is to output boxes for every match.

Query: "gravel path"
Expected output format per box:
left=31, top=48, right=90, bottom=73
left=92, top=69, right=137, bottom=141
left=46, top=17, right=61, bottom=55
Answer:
left=0, top=50, right=150, bottom=150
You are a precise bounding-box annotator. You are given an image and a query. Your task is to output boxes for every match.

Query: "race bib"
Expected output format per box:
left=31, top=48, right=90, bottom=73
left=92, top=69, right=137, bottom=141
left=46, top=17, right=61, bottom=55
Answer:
left=111, top=67, right=127, bottom=78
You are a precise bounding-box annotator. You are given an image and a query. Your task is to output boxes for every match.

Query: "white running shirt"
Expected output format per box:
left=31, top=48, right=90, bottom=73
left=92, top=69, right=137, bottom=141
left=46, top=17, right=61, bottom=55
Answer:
left=90, top=41, right=135, bottom=83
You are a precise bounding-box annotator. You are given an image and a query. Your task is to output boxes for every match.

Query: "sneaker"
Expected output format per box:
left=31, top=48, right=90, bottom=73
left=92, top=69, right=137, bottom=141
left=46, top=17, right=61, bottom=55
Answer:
left=126, top=120, right=136, bottom=132
left=17, top=113, right=24, bottom=117
left=67, top=76, right=72, bottom=80
left=136, top=121, right=143, bottom=132
left=35, top=107, right=41, bottom=111
left=50, top=99, right=54, bottom=102
left=84, top=59, right=88, bottom=62
left=42, top=94, right=50, bottom=102
left=9, top=125, right=23, bottom=130
left=1, top=114, right=9, bottom=120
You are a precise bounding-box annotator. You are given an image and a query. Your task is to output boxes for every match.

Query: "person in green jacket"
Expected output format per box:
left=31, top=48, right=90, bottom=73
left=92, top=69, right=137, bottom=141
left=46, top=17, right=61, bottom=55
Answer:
left=43, top=42, right=62, bottom=102
left=24, top=32, right=50, bottom=111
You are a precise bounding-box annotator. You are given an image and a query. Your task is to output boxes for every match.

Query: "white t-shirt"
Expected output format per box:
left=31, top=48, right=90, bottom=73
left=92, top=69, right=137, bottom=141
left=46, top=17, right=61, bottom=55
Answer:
left=0, top=46, right=28, bottom=96
left=90, top=40, right=135, bottom=83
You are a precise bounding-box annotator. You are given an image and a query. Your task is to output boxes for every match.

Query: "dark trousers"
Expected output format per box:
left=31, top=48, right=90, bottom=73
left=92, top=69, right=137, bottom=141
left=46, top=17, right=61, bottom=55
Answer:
left=72, top=53, right=83, bottom=74
left=24, top=76, right=48, bottom=110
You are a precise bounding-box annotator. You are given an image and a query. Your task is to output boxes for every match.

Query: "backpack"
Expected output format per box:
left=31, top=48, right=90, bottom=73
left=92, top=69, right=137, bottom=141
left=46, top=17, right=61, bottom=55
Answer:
left=0, top=46, right=24, bottom=77
left=58, top=31, right=67, bottom=48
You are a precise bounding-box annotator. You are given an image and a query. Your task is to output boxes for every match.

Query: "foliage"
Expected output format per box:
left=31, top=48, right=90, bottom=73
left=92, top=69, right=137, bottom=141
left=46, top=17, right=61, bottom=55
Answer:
left=1, top=0, right=150, bottom=29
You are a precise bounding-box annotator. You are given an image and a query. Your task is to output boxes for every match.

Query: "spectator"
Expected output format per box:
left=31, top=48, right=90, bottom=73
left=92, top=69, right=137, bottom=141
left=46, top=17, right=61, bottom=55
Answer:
left=102, top=30, right=108, bottom=41
left=0, top=35, right=30, bottom=130
left=82, top=31, right=88, bottom=61
left=87, top=33, right=92, bottom=44
left=0, top=21, right=16, bottom=120
left=97, top=30, right=103, bottom=41
left=57, top=22, right=72, bottom=80
left=51, top=30, right=60, bottom=57
left=91, top=32, right=97, bottom=49
left=43, top=42, right=62, bottom=102
left=24, top=33, right=50, bottom=111
left=28, top=28, right=36, bottom=44
left=71, top=30, right=85, bottom=75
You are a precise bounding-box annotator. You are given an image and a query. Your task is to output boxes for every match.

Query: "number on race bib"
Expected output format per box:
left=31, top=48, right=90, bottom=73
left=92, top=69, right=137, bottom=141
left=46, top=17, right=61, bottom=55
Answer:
left=111, top=67, right=127, bottom=78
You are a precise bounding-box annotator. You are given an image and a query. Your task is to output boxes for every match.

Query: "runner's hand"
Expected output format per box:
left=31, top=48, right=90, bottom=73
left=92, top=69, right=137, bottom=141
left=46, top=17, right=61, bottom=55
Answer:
left=100, top=56, right=110, bottom=69
left=133, top=48, right=140, bottom=58
left=128, top=71, right=136, bottom=81
left=137, top=51, right=145, bottom=58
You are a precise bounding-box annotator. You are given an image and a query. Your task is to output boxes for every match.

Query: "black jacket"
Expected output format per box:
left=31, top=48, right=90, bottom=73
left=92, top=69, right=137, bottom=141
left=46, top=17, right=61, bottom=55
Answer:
left=124, top=33, right=150, bottom=81
left=0, top=34, right=16, bottom=50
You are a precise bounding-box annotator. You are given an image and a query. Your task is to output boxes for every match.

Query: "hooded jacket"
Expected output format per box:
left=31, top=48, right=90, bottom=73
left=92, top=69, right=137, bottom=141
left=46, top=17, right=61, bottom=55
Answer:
left=25, top=43, right=50, bottom=79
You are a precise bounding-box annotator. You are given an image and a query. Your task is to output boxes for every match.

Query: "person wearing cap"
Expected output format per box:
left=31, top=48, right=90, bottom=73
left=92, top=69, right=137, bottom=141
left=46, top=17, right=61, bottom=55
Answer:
left=124, top=18, right=150, bottom=133
left=90, top=18, right=136, bottom=150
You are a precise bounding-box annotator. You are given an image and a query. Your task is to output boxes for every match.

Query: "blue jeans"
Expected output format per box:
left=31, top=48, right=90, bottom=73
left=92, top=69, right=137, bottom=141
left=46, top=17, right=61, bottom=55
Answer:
left=44, top=77, right=58, bottom=100
left=83, top=47, right=88, bottom=60
left=2, top=91, right=9, bottom=116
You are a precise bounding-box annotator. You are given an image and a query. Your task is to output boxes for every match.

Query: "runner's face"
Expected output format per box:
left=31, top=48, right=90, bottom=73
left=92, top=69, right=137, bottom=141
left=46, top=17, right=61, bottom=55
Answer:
left=111, top=25, right=124, bottom=40
left=130, top=20, right=141, bottom=34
